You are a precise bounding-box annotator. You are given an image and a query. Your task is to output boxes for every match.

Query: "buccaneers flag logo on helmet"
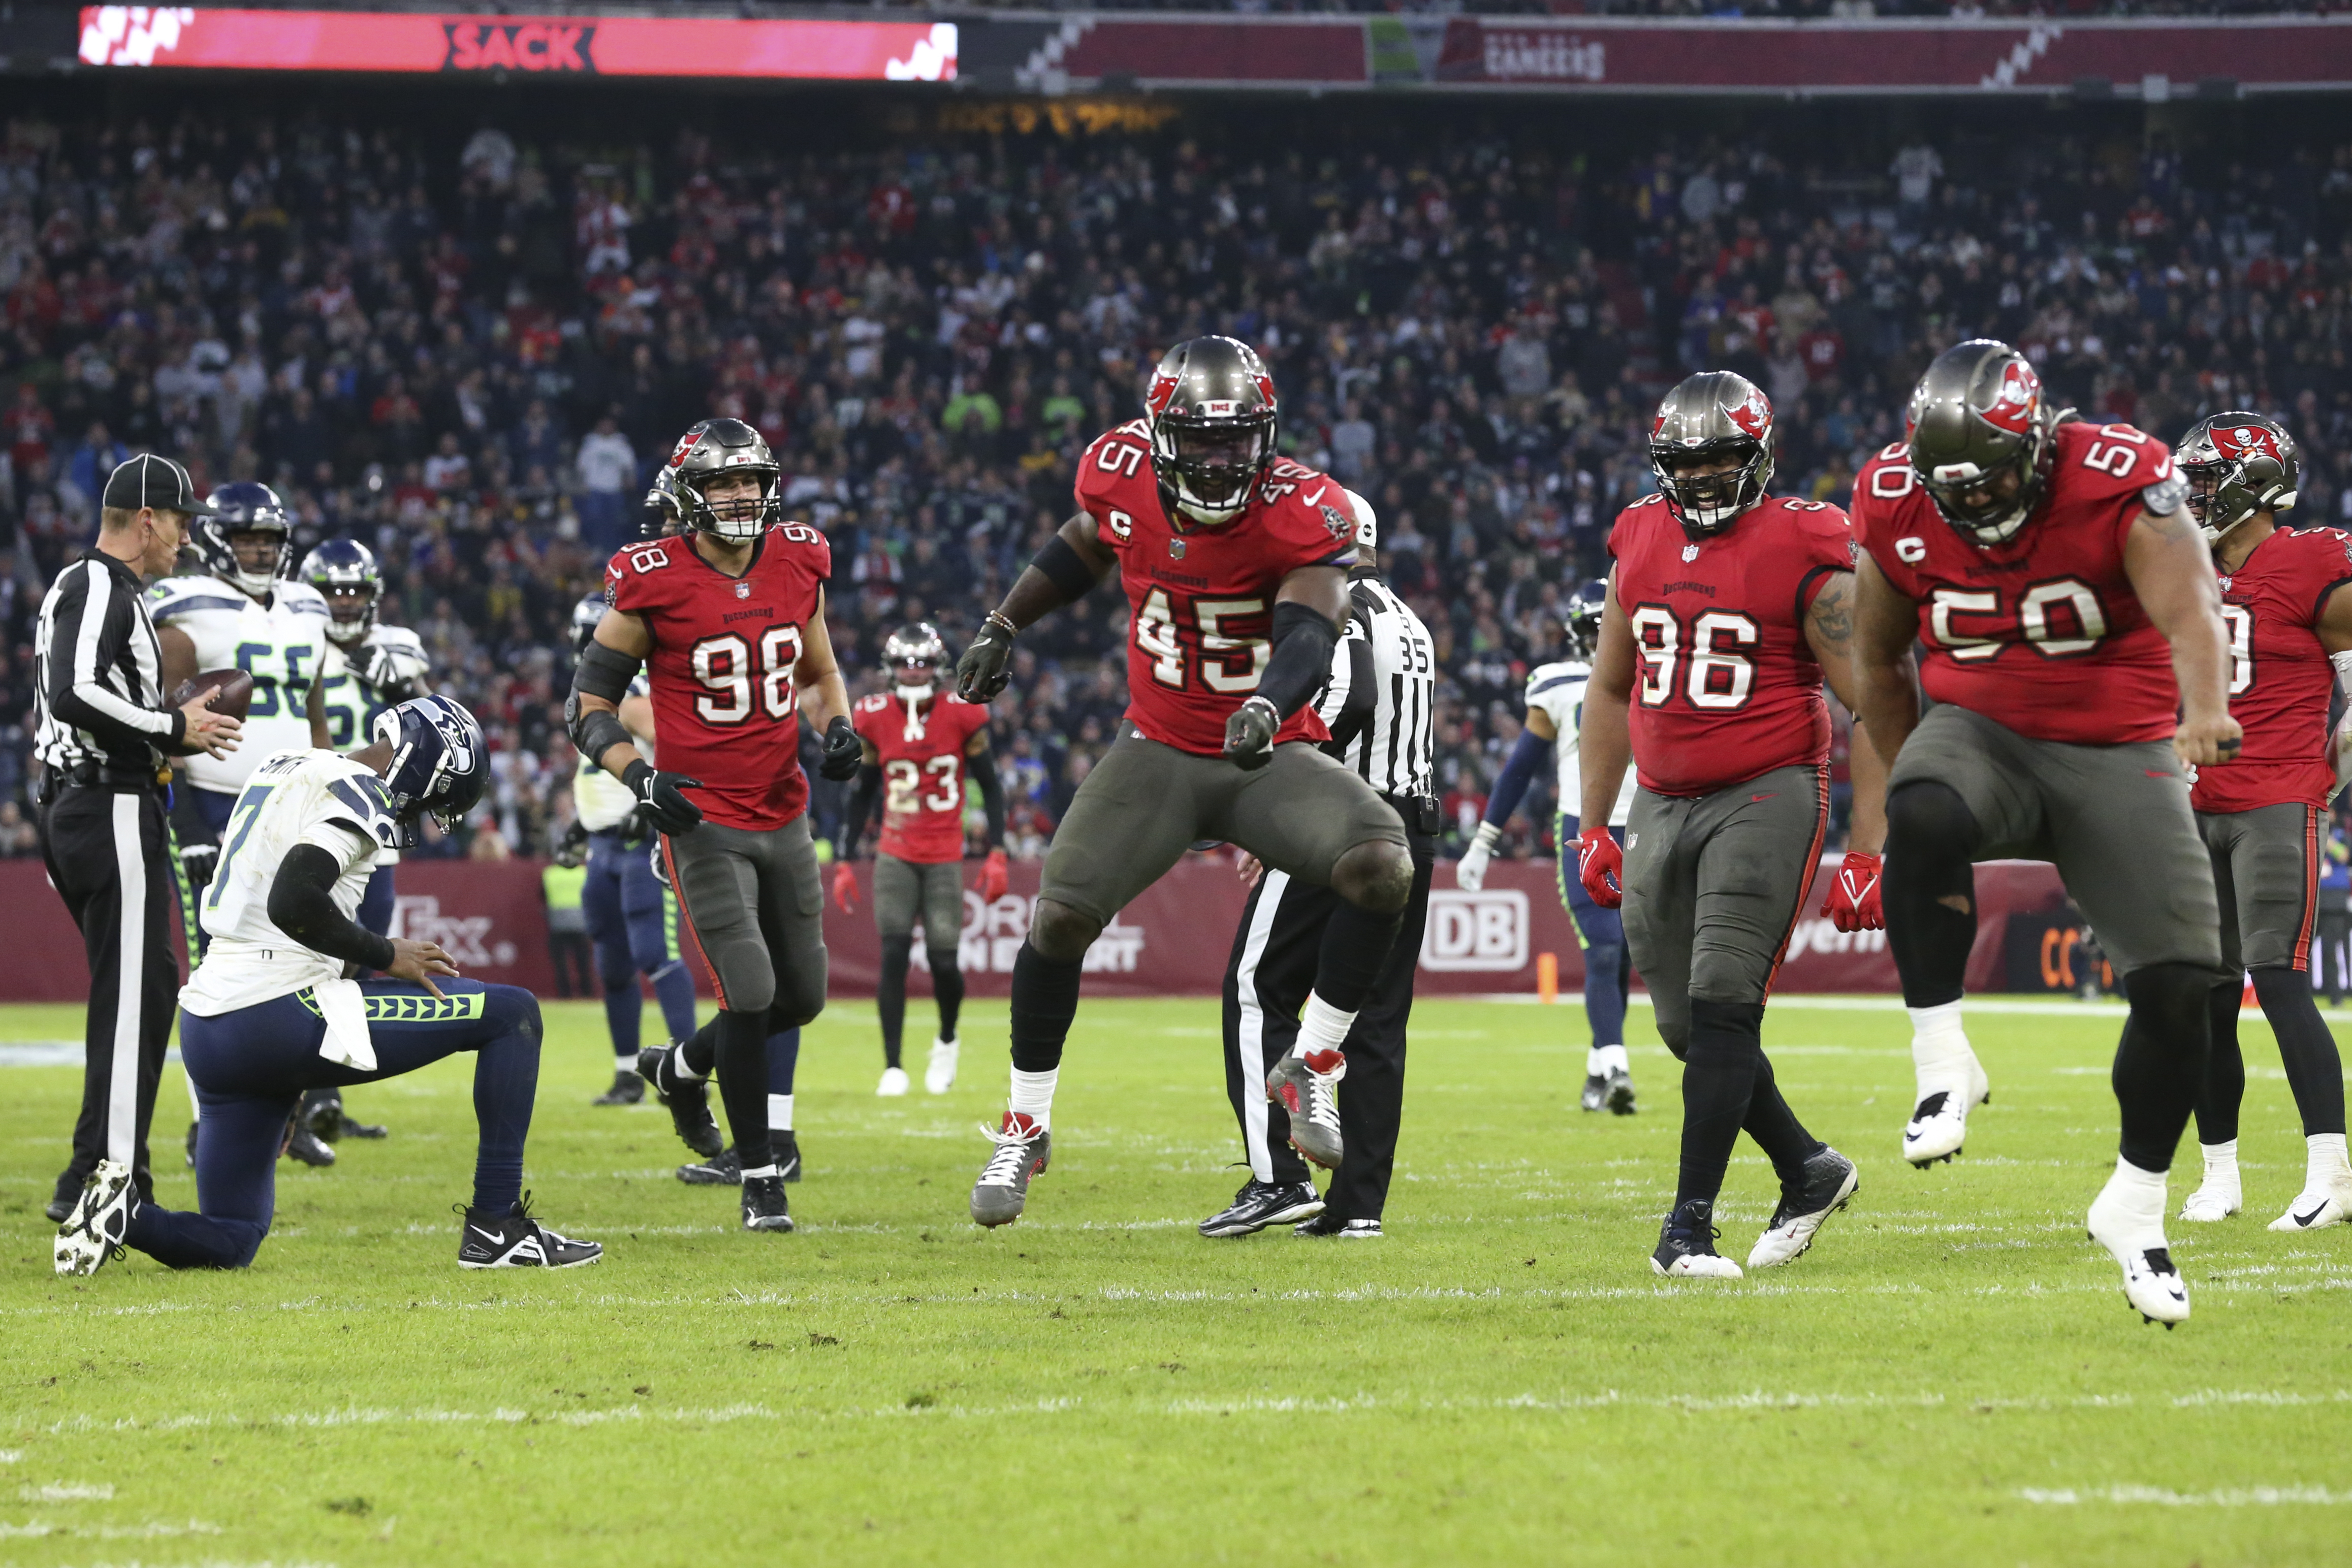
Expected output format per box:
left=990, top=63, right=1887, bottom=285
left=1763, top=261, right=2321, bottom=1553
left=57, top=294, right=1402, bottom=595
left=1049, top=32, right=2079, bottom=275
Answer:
left=1982, top=359, right=2041, bottom=434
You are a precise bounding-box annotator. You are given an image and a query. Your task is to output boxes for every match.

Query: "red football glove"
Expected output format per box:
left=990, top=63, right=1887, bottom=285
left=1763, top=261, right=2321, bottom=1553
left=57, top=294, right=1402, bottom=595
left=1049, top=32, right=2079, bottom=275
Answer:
left=979, top=847, right=1009, bottom=904
left=1821, top=850, right=1884, bottom=933
left=1575, top=825, right=1623, bottom=910
left=830, top=861, right=858, bottom=913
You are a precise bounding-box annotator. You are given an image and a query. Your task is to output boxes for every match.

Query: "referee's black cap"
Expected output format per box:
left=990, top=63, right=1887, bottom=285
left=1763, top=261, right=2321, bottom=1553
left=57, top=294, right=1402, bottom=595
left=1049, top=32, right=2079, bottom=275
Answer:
left=101, top=454, right=216, bottom=516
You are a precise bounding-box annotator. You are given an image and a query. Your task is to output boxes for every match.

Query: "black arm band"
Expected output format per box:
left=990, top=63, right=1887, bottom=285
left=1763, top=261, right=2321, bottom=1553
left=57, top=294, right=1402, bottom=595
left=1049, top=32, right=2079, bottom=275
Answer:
left=1031, top=535, right=1100, bottom=603
left=573, top=640, right=641, bottom=704
left=967, top=748, right=1006, bottom=849
left=842, top=762, right=882, bottom=857
left=268, top=844, right=398, bottom=972
left=1255, top=601, right=1343, bottom=721
left=569, top=701, right=633, bottom=771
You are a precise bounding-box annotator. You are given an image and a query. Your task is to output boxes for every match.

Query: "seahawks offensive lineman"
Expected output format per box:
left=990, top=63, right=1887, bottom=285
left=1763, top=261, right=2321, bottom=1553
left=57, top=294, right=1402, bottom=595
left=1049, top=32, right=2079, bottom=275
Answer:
left=53, top=694, right=599, bottom=1274
left=1456, top=579, right=1641, bottom=1114
left=150, top=483, right=334, bottom=1164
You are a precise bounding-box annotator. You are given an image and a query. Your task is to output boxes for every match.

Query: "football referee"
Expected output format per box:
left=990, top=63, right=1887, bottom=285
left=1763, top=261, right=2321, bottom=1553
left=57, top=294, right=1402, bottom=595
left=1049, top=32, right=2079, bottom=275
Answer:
left=1207, top=491, right=1438, bottom=1240
left=35, top=456, right=243, bottom=1222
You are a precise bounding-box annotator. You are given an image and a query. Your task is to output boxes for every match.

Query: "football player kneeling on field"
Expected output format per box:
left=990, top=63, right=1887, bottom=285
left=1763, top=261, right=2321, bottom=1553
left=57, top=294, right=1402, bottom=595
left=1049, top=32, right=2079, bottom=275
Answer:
left=53, top=695, right=600, bottom=1275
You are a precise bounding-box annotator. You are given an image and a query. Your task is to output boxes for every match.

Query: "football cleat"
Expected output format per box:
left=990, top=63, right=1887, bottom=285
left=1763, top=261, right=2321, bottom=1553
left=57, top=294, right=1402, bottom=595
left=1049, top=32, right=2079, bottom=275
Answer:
left=970, top=1112, right=1051, bottom=1227
left=1198, top=1178, right=1324, bottom=1238
left=340, top=1112, right=388, bottom=1139
left=877, top=1066, right=911, bottom=1097
left=1580, top=1068, right=1637, bottom=1115
left=2087, top=1184, right=2188, bottom=1327
left=639, top=1044, right=724, bottom=1160
left=1266, top=1049, right=1347, bottom=1169
left=2267, top=1173, right=2352, bottom=1232
left=456, top=1195, right=601, bottom=1269
left=741, top=1174, right=794, bottom=1233
left=1747, top=1146, right=1859, bottom=1269
left=54, top=1159, right=136, bottom=1277
left=593, top=1069, right=645, bottom=1106
left=282, top=1117, right=336, bottom=1168
left=49, top=1166, right=84, bottom=1222
left=2179, top=1172, right=2242, bottom=1223
left=1903, top=1056, right=1990, bottom=1167
left=184, top=1120, right=198, bottom=1168
left=679, top=1135, right=802, bottom=1187
left=1295, top=1213, right=1382, bottom=1240
left=1651, top=1198, right=1742, bottom=1279
left=44, top=1195, right=73, bottom=1224
left=926, top=1036, right=959, bottom=1095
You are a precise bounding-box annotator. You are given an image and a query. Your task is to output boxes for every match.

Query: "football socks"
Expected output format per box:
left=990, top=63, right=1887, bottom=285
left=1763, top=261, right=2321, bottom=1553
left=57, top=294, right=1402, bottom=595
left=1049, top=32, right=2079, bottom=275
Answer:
left=1009, top=939, right=1083, bottom=1073
left=1882, top=781, right=1980, bottom=1007
left=2114, top=962, right=2214, bottom=1173
left=877, top=933, right=912, bottom=1069
left=2194, top=979, right=2245, bottom=1145
left=1675, top=997, right=1767, bottom=1208
left=1008, top=1066, right=1058, bottom=1130
left=929, top=943, right=965, bottom=1045
left=1313, top=898, right=1403, bottom=1015
left=768, top=1093, right=793, bottom=1134
left=712, top=1009, right=774, bottom=1173
left=1740, top=1051, right=1824, bottom=1185
left=1296, top=992, right=1358, bottom=1060
left=2251, top=967, right=2348, bottom=1135
left=1583, top=935, right=1630, bottom=1054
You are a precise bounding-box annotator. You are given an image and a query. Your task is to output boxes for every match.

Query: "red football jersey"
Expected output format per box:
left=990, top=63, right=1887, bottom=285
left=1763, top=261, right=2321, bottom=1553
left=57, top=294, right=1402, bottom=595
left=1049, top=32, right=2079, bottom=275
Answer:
left=854, top=686, right=990, bottom=863
left=604, top=523, right=831, bottom=831
left=1852, top=421, right=2179, bottom=745
left=1608, top=492, right=1854, bottom=796
left=2192, top=526, right=2352, bottom=813
left=1074, top=420, right=1352, bottom=757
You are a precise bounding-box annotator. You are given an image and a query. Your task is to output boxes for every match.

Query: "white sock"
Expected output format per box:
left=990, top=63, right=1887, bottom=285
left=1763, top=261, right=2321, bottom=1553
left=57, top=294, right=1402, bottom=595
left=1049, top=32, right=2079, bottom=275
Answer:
left=2096, top=1155, right=2170, bottom=1242
left=617, top=1053, right=638, bottom=1071
left=768, top=1093, right=793, bottom=1133
left=742, top=1164, right=780, bottom=1181
left=1009, top=1066, right=1058, bottom=1128
left=1587, top=1044, right=1629, bottom=1076
left=1908, top=1000, right=1973, bottom=1087
left=2200, top=1138, right=2239, bottom=1176
left=1297, top=992, right=1357, bottom=1059
left=2308, top=1132, right=2349, bottom=1186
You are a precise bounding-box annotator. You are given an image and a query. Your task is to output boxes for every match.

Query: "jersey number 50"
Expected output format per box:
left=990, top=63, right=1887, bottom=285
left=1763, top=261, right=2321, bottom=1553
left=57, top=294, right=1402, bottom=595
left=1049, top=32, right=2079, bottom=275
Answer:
left=688, top=626, right=803, bottom=724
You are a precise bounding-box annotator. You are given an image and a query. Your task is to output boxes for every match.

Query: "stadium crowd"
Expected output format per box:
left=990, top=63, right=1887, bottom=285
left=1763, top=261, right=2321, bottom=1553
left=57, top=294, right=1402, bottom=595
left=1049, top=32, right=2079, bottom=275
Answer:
left=3, top=94, right=2351, bottom=869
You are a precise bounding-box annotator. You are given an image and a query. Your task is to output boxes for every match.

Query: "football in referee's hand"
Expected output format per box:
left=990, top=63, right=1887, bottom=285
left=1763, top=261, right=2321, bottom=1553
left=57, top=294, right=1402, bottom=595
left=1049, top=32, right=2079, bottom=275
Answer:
left=171, top=668, right=254, bottom=719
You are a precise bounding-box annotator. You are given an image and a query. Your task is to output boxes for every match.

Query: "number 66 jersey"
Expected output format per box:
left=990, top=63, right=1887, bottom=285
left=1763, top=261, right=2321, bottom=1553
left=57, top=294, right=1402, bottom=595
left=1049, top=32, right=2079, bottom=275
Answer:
left=1851, top=420, right=2180, bottom=745
left=603, top=523, right=831, bottom=831
left=1075, top=420, right=1355, bottom=756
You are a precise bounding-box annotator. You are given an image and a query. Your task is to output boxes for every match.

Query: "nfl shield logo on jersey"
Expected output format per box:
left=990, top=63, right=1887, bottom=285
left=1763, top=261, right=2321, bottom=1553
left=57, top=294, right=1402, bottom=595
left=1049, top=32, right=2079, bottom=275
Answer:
left=1682, top=543, right=1700, bottom=562
left=1168, top=538, right=1186, bottom=560
left=734, top=582, right=750, bottom=599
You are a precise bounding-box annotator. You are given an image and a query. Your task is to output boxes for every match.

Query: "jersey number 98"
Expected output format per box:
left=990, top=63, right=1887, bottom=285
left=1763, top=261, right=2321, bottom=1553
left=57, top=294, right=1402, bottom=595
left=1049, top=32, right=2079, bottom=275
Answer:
left=688, top=626, right=803, bottom=724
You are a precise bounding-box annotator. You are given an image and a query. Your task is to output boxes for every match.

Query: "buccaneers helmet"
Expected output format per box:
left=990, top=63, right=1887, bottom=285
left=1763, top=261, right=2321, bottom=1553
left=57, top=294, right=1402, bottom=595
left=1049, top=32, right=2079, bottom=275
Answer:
left=1146, top=336, right=1279, bottom=528
left=884, top=622, right=949, bottom=695
left=1905, top=340, right=2060, bottom=549
left=642, top=465, right=684, bottom=538
left=1648, top=372, right=1775, bottom=539
left=2176, top=412, right=2300, bottom=546
left=668, top=418, right=780, bottom=543
left=299, top=536, right=383, bottom=651
left=1562, top=579, right=1609, bottom=662
left=194, top=481, right=294, bottom=596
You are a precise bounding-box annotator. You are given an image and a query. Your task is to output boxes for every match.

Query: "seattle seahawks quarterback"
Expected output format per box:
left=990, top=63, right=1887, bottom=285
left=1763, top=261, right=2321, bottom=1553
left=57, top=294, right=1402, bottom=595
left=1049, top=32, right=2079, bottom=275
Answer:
left=53, top=694, right=600, bottom=1274
left=151, top=483, right=335, bottom=1163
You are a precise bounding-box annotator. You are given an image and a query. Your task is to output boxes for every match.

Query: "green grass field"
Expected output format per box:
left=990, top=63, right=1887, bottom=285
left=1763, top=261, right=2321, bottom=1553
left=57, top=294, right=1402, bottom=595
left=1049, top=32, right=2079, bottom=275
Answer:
left=3, top=993, right=2350, bottom=1566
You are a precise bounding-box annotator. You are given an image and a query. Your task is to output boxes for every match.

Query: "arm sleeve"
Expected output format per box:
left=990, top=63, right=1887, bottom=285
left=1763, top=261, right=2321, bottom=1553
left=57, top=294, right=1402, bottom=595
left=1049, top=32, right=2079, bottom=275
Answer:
left=841, top=761, right=881, bottom=857
left=1483, top=727, right=1551, bottom=828
left=967, top=747, right=1006, bottom=850
left=44, top=564, right=185, bottom=751
left=268, top=841, right=397, bottom=972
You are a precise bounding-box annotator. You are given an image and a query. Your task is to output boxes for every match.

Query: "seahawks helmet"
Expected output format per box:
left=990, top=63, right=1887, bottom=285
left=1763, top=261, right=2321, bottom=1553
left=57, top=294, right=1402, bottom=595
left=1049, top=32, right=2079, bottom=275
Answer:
left=1904, top=339, right=2061, bottom=549
left=884, top=622, right=949, bottom=694
left=299, top=537, right=383, bottom=651
left=570, top=591, right=609, bottom=659
left=1145, top=336, right=1279, bottom=528
left=193, top=481, right=293, bottom=596
left=1648, top=372, right=1776, bottom=539
left=2176, top=412, right=2300, bottom=547
left=372, top=694, right=487, bottom=849
left=643, top=465, right=683, bottom=538
left=1562, top=579, right=1609, bottom=662
left=666, top=418, right=780, bottom=543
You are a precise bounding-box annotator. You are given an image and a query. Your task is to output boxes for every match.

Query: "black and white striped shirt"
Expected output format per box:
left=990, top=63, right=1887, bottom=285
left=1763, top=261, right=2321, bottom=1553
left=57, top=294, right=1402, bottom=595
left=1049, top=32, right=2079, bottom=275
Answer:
left=1316, top=575, right=1436, bottom=800
left=34, top=551, right=181, bottom=778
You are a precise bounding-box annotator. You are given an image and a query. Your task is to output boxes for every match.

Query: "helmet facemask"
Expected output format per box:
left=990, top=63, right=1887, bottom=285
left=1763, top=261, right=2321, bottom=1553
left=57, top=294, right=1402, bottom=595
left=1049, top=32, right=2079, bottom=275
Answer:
left=883, top=622, right=949, bottom=703
left=1152, top=412, right=1276, bottom=528
left=1651, top=439, right=1772, bottom=539
left=320, top=583, right=379, bottom=649
left=681, top=466, right=779, bottom=544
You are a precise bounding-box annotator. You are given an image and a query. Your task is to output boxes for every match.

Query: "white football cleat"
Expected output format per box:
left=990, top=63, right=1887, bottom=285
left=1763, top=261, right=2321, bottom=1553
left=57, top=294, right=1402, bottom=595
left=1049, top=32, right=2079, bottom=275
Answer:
left=1747, top=1146, right=1858, bottom=1270
left=2267, top=1173, right=2352, bottom=1232
left=876, top=1066, right=910, bottom=1098
left=54, top=1159, right=136, bottom=1277
left=2178, top=1173, right=2241, bottom=1223
left=2087, top=1179, right=2189, bottom=1328
left=925, top=1036, right=959, bottom=1095
left=1903, top=1055, right=1990, bottom=1167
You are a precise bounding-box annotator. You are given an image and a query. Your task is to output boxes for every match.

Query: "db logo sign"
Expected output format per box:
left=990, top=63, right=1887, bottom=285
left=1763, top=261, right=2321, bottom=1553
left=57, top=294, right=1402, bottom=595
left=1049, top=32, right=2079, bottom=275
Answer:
left=1420, top=890, right=1528, bottom=972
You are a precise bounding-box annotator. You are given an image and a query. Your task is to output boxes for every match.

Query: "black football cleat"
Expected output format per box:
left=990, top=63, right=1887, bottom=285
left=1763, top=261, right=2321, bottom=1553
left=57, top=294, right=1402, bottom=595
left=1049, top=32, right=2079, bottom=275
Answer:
left=741, top=1174, right=794, bottom=1233
left=638, top=1044, right=723, bottom=1160
left=1295, top=1213, right=1383, bottom=1239
left=184, top=1120, right=199, bottom=1168
left=456, top=1195, right=602, bottom=1269
left=282, top=1117, right=336, bottom=1168
left=593, top=1069, right=645, bottom=1107
left=48, top=1166, right=84, bottom=1223
left=1199, top=1178, right=1324, bottom=1238
left=678, top=1146, right=742, bottom=1186
left=1651, top=1198, right=1742, bottom=1279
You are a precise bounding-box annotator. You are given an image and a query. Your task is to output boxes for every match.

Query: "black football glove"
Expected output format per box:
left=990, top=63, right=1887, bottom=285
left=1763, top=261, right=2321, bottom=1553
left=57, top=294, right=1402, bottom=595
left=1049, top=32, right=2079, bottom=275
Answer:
left=622, top=759, right=704, bottom=835
left=818, top=715, right=864, bottom=782
left=553, top=819, right=590, bottom=868
left=1223, top=696, right=1280, bottom=772
left=957, top=616, right=1015, bottom=702
left=179, top=840, right=219, bottom=893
